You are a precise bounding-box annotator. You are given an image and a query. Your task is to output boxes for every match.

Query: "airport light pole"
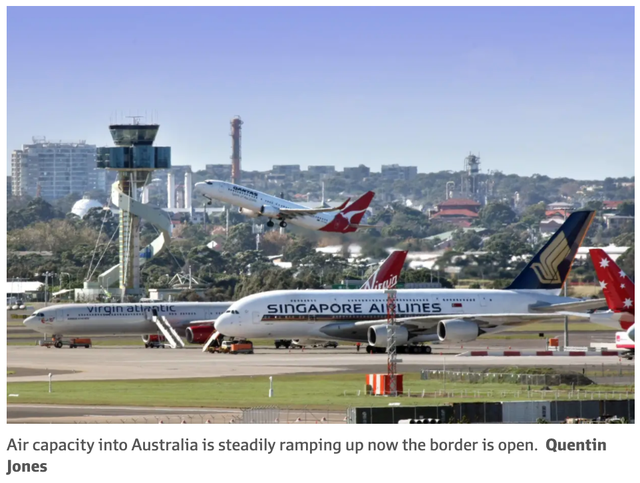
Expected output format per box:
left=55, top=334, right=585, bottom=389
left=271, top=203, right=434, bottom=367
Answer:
left=386, top=289, right=400, bottom=396
left=563, top=282, right=569, bottom=348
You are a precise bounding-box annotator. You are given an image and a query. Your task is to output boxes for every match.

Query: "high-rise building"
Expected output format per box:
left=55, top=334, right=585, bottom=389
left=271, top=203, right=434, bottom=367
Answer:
left=343, top=164, right=371, bottom=180
left=11, top=137, right=97, bottom=200
left=381, top=164, right=418, bottom=180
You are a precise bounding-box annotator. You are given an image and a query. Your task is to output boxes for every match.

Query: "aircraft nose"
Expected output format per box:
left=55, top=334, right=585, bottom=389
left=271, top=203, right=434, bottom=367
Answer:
left=24, top=316, right=38, bottom=329
left=214, top=313, right=232, bottom=332
left=194, top=182, right=207, bottom=193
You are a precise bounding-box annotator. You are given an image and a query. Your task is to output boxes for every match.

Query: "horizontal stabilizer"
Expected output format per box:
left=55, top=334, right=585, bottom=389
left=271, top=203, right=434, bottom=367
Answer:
left=529, top=299, right=608, bottom=313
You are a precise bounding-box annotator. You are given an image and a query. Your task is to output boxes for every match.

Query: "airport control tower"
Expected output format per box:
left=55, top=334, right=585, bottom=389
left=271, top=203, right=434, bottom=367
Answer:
left=96, top=118, right=172, bottom=299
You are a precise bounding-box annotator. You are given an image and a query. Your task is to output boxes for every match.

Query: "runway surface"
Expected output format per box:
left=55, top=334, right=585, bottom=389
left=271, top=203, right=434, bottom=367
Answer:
left=7, top=344, right=633, bottom=383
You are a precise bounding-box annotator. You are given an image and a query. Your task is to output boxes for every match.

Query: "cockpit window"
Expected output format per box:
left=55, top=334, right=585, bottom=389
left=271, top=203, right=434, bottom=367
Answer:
left=206, top=181, right=213, bottom=185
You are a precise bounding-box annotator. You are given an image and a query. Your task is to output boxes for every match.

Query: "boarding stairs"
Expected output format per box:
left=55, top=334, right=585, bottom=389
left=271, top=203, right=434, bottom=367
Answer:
left=202, top=330, right=222, bottom=352
left=152, top=309, right=185, bottom=349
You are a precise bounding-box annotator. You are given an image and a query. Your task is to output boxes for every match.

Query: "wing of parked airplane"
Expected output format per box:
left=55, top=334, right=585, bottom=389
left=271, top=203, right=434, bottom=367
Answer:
left=528, top=299, right=608, bottom=313
left=278, top=198, right=351, bottom=219
left=353, top=311, right=591, bottom=330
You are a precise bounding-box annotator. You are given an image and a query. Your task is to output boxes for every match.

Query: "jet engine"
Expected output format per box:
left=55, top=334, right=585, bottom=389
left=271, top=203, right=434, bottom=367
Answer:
left=628, top=325, right=635, bottom=342
left=238, top=207, right=261, bottom=218
left=185, top=325, right=214, bottom=344
left=260, top=205, right=280, bottom=218
left=367, top=325, right=409, bottom=348
left=436, top=319, right=482, bottom=343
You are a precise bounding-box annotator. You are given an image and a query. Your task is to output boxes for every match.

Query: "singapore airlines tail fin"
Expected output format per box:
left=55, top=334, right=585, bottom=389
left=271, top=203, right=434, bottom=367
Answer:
left=589, top=249, right=634, bottom=316
left=360, top=250, right=408, bottom=290
left=506, top=210, right=595, bottom=294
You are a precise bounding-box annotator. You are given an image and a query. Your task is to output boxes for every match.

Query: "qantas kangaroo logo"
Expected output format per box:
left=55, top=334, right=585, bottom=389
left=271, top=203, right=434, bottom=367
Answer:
left=340, top=209, right=367, bottom=223
left=531, top=232, right=570, bottom=284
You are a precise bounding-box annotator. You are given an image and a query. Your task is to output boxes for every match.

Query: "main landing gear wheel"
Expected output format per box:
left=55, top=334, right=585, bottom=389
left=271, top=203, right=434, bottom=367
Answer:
left=279, top=221, right=287, bottom=228
left=423, top=345, right=432, bottom=354
left=54, top=340, right=63, bottom=349
left=267, top=220, right=275, bottom=227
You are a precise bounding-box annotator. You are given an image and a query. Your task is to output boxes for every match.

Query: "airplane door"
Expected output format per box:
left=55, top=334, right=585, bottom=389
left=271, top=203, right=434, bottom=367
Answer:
left=252, top=311, right=262, bottom=325
left=480, top=297, right=487, bottom=307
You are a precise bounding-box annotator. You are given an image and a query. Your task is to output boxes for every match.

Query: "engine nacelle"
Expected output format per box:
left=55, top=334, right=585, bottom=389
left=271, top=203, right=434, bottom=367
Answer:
left=367, top=325, right=409, bottom=348
left=437, top=319, right=482, bottom=343
left=260, top=205, right=280, bottom=218
left=238, top=207, right=261, bottom=218
left=628, top=325, right=635, bottom=342
left=185, top=325, right=214, bottom=344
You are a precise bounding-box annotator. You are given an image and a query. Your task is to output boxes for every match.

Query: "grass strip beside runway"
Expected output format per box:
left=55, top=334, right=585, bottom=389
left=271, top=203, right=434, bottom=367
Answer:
left=6, top=373, right=634, bottom=410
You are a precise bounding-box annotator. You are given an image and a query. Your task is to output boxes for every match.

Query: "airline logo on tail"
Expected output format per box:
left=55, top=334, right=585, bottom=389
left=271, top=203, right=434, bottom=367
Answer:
left=320, top=191, right=375, bottom=233
left=531, top=232, right=571, bottom=284
left=360, top=250, right=408, bottom=290
left=506, top=210, right=594, bottom=292
left=589, top=249, right=634, bottom=318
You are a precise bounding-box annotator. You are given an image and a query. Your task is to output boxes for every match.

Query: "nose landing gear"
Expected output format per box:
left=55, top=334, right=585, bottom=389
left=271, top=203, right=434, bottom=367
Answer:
left=266, top=220, right=275, bottom=227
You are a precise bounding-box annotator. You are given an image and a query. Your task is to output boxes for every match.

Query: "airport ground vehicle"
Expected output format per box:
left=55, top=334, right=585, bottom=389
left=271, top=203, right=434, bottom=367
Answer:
left=220, top=340, right=254, bottom=354
left=144, top=335, right=166, bottom=348
left=275, top=339, right=292, bottom=349
left=38, top=338, right=92, bottom=348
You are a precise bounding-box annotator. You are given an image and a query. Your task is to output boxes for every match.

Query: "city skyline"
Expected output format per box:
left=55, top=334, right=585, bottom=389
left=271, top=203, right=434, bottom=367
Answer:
left=8, top=7, right=634, bottom=179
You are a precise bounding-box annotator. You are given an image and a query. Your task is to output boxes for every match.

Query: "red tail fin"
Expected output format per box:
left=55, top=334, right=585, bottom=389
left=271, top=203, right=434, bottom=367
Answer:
left=589, top=249, right=634, bottom=321
left=319, top=191, right=375, bottom=233
left=360, top=250, right=408, bottom=290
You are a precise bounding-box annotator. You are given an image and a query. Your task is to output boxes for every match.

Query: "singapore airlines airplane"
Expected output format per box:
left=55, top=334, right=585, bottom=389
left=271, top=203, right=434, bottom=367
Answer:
left=588, top=249, right=634, bottom=353
left=194, top=180, right=375, bottom=232
left=213, top=211, right=608, bottom=353
left=22, top=250, right=408, bottom=349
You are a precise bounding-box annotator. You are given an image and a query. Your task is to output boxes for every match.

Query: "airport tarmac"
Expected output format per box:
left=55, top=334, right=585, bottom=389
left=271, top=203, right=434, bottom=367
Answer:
left=7, top=345, right=633, bottom=383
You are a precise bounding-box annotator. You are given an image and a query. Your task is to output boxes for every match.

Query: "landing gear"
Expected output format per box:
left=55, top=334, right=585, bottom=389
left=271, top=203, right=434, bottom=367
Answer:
left=279, top=221, right=288, bottom=228
left=365, top=344, right=432, bottom=354
left=275, top=340, right=292, bottom=349
left=266, top=220, right=275, bottom=228
left=54, top=340, right=63, bottom=349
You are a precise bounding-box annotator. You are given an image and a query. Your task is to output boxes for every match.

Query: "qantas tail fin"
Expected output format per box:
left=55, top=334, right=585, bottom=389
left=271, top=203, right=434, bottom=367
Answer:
left=341, top=191, right=375, bottom=231
left=506, top=210, right=595, bottom=294
left=589, top=249, right=634, bottom=316
left=360, top=250, right=408, bottom=290
left=320, top=191, right=375, bottom=233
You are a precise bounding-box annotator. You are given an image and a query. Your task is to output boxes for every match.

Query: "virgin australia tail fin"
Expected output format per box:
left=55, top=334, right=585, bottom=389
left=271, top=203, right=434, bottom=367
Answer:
left=589, top=248, right=634, bottom=315
left=506, top=210, right=595, bottom=294
left=360, top=250, right=408, bottom=290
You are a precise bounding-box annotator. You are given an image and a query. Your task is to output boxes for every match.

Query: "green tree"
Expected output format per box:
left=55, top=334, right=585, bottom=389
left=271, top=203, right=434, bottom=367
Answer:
left=617, top=201, right=635, bottom=217
left=478, top=202, right=517, bottom=229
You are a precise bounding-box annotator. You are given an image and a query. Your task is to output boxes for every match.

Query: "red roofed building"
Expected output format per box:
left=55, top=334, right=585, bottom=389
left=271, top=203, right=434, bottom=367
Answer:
left=603, top=200, right=624, bottom=211
left=430, top=198, right=481, bottom=226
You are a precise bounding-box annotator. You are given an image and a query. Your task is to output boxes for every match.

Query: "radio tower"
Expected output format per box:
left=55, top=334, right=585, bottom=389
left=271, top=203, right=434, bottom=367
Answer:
left=230, top=116, right=243, bottom=185
left=386, top=289, right=400, bottom=396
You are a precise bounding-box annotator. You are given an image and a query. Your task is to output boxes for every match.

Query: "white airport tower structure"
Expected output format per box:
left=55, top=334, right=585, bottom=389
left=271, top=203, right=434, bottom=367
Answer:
left=94, top=120, right=172, bottom=300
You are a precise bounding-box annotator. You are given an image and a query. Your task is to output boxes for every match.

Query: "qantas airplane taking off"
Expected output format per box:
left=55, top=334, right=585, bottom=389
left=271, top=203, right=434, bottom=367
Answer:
left=589, top=248, right=634, bottom=354
left=194, top=180, right=375, bottom=233
left=214, top=211, right=608, bottom=353
left=22, top=250, right=408, bottom=349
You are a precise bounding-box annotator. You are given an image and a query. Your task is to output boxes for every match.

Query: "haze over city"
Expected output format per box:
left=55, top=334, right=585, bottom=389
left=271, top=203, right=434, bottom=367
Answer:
left=7, top=7, right=634, bottom=179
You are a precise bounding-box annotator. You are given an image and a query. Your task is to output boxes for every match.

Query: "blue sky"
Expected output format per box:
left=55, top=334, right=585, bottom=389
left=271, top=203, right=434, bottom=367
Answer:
left=7, top=7, right=634, bottom=179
